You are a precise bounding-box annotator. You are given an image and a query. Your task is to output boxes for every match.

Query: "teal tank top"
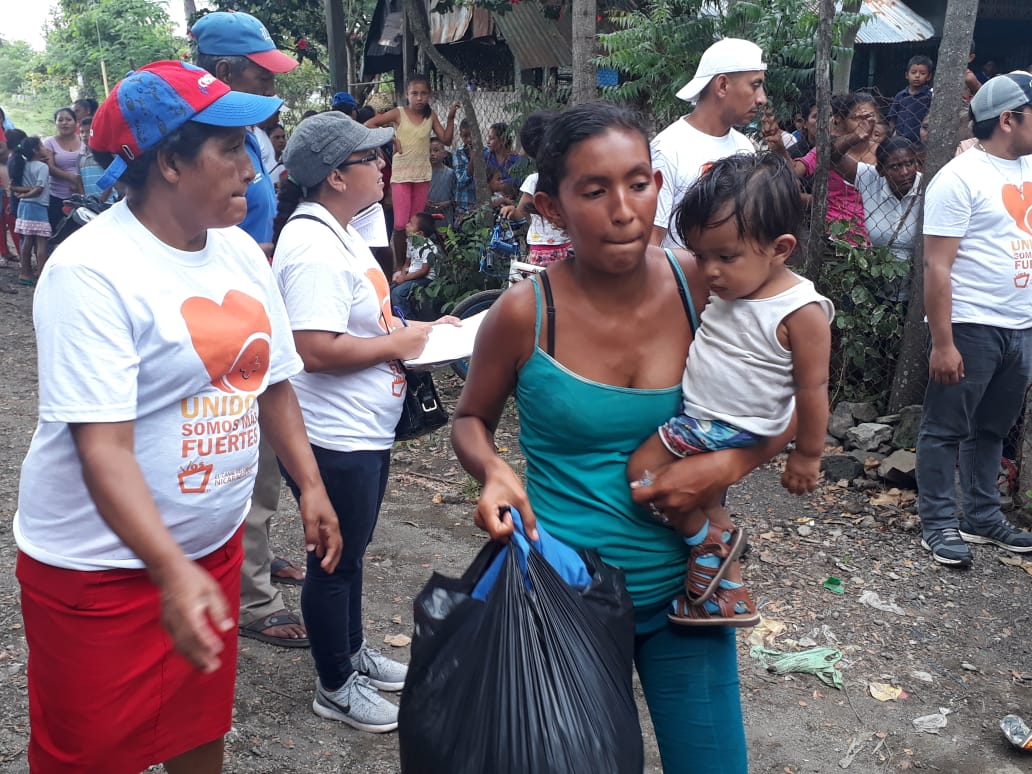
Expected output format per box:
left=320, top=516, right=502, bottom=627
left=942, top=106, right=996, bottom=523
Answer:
left=515, top=252, right=699, bottom=610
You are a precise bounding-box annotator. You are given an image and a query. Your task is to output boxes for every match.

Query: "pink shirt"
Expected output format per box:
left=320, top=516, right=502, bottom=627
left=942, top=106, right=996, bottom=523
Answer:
left=43, top=135, right=83, bottom=200
left=799, top=147, right=868, bottom=244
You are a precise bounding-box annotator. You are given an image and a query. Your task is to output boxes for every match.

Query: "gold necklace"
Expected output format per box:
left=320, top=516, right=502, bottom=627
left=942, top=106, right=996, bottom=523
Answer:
left=976, top=142, right=1027, bottom=200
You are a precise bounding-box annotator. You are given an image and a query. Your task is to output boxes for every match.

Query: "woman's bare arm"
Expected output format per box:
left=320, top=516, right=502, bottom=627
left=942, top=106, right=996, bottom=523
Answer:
left=451, top=283, right=538, bottom=540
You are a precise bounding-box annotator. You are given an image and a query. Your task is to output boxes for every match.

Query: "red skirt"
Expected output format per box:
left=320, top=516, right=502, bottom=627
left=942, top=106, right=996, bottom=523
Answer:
left=17, top=528, right=243, bottom=773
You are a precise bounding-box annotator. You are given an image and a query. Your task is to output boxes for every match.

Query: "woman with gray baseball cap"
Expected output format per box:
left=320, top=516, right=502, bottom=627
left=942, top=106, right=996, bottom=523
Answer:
left=272, top=110, right=456, bottom=731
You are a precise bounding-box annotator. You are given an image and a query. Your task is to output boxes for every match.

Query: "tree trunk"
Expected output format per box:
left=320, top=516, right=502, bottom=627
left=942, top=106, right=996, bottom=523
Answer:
left=887, top=0, right=978, bottom=412
left=831, top=0, right=861, bottom=93
left=324, top=0, right=351, bottom=91
left=183, top=0, right=196, bottom=22
left=804, top=0, right=834, bottom=276
left=403, top=0, right=489, bottom=205
left=571, top=0, right=597, bottom=105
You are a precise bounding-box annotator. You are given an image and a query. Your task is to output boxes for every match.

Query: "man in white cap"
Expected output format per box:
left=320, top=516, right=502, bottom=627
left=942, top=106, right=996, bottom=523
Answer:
left=916, top=71, right=1032, bottom=568
left=650, top=38, right=768, bottom=248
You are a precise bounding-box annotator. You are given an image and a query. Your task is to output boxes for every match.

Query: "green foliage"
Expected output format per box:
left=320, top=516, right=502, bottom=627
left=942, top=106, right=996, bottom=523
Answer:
left=0, top=40, right=37, bottom=96
left=811, top=224, right=911, bottom=412
left=273, top=59, right=331, bottom=127
left=204, top=0, right=330, bottom=61
left=203, top=0, right=378, bottom=65
left=45, top=0, right=183, bottom=99
left=598, top=0, right=867, bottom=126
left=416, top=208, right=499, bottom=313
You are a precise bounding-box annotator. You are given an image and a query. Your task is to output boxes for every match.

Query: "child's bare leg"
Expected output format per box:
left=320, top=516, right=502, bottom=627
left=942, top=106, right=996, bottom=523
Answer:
left=18, top=236, right=34, bottom=281
left=34, top=237, right=49, bottom=275
left=627, top=432, right=678, bottom=485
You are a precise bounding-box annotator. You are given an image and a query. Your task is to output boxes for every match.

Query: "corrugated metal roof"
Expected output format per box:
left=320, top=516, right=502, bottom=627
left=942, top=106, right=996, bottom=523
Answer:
left=430, top=0, right=474, bottom=45
left=492, top=1, right=571, bottom=70
left=856, top=0, right=935, bottom=45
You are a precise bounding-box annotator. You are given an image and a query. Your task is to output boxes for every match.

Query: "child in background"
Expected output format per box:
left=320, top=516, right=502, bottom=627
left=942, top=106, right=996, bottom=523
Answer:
left=787, top=93, right=875, bottom=244
left=11, top=136, right=51, bottom=285
left=487, top=169, right=515, bottom=209
left=500, top=110, right=571, bottom=266
left=888, top=55, right=934, bottom=144
left=77, top=117, right=114, bottom=201
left=4, top=128, right=26, bottom=256
left=365, top=75, right=460, bottom=269
left=452, top=119, right=476, bottom=219
left=425, top=137, right=456, bottom=226
left=628, top=153, right=833, bottom=627
left=391, top=212, right=441, bottom=320
left=0, top=141, right=17, bottom=260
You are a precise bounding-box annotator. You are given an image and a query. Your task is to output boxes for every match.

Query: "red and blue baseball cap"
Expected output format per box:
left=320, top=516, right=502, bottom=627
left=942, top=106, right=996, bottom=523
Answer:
left=90, top=60, right=284, bottom=188
left=190, top=11, right=298, bottom=74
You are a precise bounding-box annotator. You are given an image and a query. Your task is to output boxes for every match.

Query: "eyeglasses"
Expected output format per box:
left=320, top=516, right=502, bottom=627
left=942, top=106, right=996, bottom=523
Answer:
left=337, top=152, right=379, bottom=169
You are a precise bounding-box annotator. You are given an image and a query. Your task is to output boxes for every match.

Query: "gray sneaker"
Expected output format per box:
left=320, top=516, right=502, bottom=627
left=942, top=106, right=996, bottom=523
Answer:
left=312, top=674, right=398, bottom=733
left=351, top=641, right=408, bottom=692
left=960, top=520, right=1032, bottom=553
left=921, top=528, right=973, bottom=567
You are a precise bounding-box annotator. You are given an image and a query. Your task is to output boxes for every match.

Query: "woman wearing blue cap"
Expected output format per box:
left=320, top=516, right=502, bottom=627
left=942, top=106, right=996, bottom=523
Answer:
left=14, top=60, right=342, bottom=773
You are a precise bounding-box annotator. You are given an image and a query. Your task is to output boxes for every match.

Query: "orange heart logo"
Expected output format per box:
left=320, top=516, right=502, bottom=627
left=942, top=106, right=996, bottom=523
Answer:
left=181, top=291, right=272, bottom=394
left=365, top=267, right=397, bottom=331
left=1002, top=183, right=1032, bottom=236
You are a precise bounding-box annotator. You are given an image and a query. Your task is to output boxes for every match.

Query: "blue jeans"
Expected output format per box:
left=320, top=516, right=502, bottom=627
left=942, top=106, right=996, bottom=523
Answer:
left=635, top=608, right=746, bottom=773
left=916, top=323, right=1032, bottom=531
left=390, top=277, right=432, bottom=319
left=282, top=446, right=391, bottom=691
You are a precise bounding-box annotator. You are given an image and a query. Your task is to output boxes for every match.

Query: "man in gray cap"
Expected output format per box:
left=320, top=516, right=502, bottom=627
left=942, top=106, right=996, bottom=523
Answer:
left=192, top=10, right=310, bottom=648
left=916, top=71, right=1032, bottom=568
left=650, top=38, right=769, bottom=248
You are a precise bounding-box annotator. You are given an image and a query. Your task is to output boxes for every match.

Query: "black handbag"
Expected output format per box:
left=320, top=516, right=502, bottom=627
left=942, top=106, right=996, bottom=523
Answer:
left=395, top=367, right=449, bottom=441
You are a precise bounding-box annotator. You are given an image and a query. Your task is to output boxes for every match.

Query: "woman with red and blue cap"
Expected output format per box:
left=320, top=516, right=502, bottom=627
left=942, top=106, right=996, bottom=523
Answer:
left=15, top=60, right=342, bottom=773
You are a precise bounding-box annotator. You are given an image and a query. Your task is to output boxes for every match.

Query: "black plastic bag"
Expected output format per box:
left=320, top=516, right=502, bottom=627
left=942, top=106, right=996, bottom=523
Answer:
left=399, top=534, right=643, bottom=774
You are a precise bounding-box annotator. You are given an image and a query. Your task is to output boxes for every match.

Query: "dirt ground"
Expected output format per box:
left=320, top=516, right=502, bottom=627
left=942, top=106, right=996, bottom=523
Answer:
left=1, top=279, right=1031, bottom=774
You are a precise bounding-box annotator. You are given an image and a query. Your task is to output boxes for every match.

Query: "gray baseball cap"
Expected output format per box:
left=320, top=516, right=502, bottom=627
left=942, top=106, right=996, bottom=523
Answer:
left=282, top=111, right=394, bottom=188
left=971, top=71, right=1032, bottom=122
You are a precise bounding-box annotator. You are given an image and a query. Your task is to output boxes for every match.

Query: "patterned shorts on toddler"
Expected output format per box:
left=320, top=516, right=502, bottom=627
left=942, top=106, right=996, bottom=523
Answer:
left=659, top=414, right=759, bottom=457
left=528, top=243, right=571, bottom=266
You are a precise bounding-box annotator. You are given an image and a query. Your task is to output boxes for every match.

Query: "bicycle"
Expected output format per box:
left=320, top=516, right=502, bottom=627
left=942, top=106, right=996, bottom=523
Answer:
left=449, top=216, right=543, bottom=380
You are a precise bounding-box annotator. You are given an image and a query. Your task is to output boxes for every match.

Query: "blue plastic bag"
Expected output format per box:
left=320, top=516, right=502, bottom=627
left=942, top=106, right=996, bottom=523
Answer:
left=470, top=508, right=591, bottom=600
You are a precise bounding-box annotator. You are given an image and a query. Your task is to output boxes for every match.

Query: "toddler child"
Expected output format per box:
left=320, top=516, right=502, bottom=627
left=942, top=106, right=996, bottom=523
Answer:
left=628, top=152, right=834, bottom=627
left=500, top=110, right=571, bottom=266
left=487, top=169, right=515, bottom=209
left=391, top=211, right=441, bottom=320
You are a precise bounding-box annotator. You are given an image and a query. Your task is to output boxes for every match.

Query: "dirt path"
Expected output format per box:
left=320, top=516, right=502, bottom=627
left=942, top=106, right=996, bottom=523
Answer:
left=0, top=283, right=1030, bottom=773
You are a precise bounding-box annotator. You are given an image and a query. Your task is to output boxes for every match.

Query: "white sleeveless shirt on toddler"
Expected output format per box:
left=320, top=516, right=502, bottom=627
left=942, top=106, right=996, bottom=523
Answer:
left=680, top=275, right=834, bottom=437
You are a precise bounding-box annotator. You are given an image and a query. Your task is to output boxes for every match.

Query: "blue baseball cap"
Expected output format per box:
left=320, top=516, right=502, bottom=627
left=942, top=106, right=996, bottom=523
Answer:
left=190, top=11, right=298, bottom=74
left=90, top=60, right=284, bottom=188
left=332, top=92, right=358, bottom=110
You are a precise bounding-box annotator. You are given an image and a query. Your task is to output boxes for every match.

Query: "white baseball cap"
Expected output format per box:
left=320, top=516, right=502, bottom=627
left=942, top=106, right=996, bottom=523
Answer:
left=675, top=38, right=767, bottom=103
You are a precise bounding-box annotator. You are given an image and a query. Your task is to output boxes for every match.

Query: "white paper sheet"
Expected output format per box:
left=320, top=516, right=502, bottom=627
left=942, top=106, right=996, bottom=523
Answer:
left=403, top=310, right=488, bottom=369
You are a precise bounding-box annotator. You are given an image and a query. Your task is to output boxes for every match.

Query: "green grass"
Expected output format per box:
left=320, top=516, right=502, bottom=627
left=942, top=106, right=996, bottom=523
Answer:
left=3, top=100, right=56, bottom=138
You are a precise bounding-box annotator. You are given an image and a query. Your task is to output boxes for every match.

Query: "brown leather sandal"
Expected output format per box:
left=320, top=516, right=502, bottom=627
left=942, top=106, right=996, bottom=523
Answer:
left=684, top=526, right=747, bottom=606
left=668, top=586, right=761, bottom=628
